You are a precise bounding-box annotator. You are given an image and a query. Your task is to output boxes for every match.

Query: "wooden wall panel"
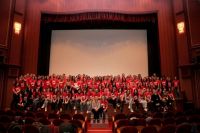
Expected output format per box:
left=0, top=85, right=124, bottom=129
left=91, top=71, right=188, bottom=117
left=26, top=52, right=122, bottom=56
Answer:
left=23, top=0, right=177, bottom=77
left=0, top=0, right=12, bottom=47
left=9, top=14, right=23, bottom=65
left=176, top=14, right=190, bottom=65
left=187, top=0, right=200, bottom=46
left=15, top=0, right=26, bottom=14
left=172, top=0, right=194, bottom=101
left=0, top=69, right=5, bottom=108
left=4, top=78, right=15, bottom=109
left=173, top=0, right=184, bottom=13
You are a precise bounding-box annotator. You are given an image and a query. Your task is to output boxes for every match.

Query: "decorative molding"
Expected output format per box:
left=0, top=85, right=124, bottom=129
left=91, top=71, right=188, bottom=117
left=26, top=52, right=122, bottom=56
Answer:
left=8, top=67, right=19, bottom=77
left=41, top=12, right=157, bottom=24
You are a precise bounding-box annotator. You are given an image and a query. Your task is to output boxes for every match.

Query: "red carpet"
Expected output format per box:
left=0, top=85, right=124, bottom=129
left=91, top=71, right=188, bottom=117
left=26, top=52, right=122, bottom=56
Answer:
left=87, top=121, right=112, bottom=133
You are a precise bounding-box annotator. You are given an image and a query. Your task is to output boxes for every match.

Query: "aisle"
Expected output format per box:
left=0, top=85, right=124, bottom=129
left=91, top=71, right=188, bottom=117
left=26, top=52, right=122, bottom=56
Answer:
left=87, top=119, right=112, bottom=133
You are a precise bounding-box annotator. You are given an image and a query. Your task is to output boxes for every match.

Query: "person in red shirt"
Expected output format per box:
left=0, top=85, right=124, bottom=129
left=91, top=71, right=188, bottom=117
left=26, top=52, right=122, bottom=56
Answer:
left=18, top=93, right=24, bottom=110
left=166, top=77, right=172, bottom=91
left=29, top=76, right=37, bottom=91
left=19, top=80, right=26, bottom=95
left=51, top=76, right=58, bottom=93
left=58, top=77, right=66, bottom=92
left=36, top=76, right=43, bottom=92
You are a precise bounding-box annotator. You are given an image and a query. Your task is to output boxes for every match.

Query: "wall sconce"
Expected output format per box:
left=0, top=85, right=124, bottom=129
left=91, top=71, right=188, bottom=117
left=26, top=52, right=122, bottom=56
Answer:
left=14, top=22, right=22, bottom=34
left=177, top=21, right=185, bottom=34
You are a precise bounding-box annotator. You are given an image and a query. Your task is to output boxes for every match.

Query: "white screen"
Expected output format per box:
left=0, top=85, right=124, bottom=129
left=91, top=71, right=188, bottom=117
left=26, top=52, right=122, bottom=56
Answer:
left=50, top=30, right=148, bottom=76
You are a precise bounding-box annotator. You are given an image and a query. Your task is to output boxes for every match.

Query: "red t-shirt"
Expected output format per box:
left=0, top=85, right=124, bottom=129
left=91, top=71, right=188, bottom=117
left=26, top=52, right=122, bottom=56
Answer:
left=51, top=79, right=58, bottom=88
left=101, top=100, right=108, bottom=109
left=20, top=81, right=26, bottom=91
left=162, top=80, right=166, bottom=87
left=173, top=80, right=179, bottom=87
left=28, top=79, right=36, bottom=89
left=58, top=80, right=65, bottom=89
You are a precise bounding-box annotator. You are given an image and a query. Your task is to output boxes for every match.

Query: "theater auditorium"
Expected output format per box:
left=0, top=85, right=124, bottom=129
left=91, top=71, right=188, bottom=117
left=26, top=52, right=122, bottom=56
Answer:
left=0, top=0, right=200, bottom=133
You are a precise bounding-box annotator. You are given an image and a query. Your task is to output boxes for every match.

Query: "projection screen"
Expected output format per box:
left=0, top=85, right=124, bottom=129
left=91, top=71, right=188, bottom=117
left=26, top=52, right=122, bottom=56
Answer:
left=49, top=30, right=148, bottom=77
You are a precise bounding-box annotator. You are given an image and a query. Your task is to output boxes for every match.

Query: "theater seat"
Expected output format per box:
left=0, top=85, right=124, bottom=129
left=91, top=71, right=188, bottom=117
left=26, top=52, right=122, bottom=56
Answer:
left=175, top=116, right=188, bottom=125
left=141, top=126, right=158, bottom=133
left=53, top=119, right=64, bottom=133
left=162, top=117, right=175, bottom=126
left=24, top=125, right=40, bottom=133
left=132, top=118, right=146, bottom=133
left=117, top=126, right=138, bottom=133
left=69, top=119, right=85, bottom=133
left=112, top=113, right=126, bottom=122
left=73, top=114, right=87, bottom=132
left=73, top=114, right=87, bottom=121
left=159, top=125, right=176, bottom=133
left=114, top=119, right=130, bottom=133
left=25, top=117, right=35, bottom=125
left=60, top=113, right=72, bottom=121
left=148, top=118, right=162, bottom=131
left=112, top=113, right=127, bottom=131
left=39, top=118, right=51, bottom=125
left=176, top=123, right=192, bottom=133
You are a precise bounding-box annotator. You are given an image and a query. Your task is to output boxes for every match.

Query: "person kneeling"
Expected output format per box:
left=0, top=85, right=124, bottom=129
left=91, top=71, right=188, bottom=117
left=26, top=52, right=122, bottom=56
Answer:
left=91, top=96, right=101, bottom=123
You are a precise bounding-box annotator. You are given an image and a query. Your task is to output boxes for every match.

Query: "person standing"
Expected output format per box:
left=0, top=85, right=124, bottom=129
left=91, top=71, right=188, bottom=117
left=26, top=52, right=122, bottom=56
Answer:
left=91, top=96, right=101, bottom=123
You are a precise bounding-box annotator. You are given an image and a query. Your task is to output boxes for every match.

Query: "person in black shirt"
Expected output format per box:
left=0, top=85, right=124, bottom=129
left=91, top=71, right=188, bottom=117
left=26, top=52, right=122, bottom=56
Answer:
left=151, top=89, right=161, bottom=112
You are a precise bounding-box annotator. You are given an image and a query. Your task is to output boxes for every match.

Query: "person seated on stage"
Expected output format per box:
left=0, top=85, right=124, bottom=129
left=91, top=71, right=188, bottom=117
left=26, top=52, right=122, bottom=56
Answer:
left=41, top=88, right=52, bottom=112
left=63, top=89, right=71, bottom=112
left=166, top=90, right=175, bottom=111
left=151, top=89, right=161, bottom=112
left=51, top=93, right=57, bottom=112
left=57, top=93, right=63, bottom=114
left=161, top=90, right=168, bottom=112
left=17, top=93, right=25, bottom=110
left=91, top=96, right=101, bottom=123
left=80, top=89, right=87, bottom=113
left=139, top=94, right=148, bottom=112
left=133, top=89, right=140, bottom=111
left=125, top=89, right=134, bottom=112
left=109, top=87, right=118, bottom=112
left=74, top=89, right=82, bottom=114
left=11, top=81, right=21, bottom=110
left=100, top=96, right=108, bottom=121
left=32, top=93, right=41, bottom=111
left=117, top=88, right=125, bottom=113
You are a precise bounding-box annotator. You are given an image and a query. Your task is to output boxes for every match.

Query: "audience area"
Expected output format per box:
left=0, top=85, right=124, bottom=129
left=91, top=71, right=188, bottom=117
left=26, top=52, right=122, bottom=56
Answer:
left=2, top=73, right=196, bottom=132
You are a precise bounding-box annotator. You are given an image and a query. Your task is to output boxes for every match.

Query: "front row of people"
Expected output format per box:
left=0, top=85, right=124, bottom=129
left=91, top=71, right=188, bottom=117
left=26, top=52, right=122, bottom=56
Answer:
left=12, top=91, right=175, bottom=123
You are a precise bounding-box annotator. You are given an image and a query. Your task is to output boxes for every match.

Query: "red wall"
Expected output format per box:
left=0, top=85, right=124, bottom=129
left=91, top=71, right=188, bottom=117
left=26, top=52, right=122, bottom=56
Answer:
left=172, top=0, right=200, bottom=102
left=23, top=0, right=178, bottom=77
left=187, top=0, right=200, bottom=46
left=0, top=0, right=27, bottom=109
left=0, top=0, right=12, bottom=48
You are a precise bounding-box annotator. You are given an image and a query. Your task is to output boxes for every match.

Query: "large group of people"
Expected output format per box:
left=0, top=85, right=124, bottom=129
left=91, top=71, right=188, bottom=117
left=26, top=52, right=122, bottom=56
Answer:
left=11, top=73, right=180, bottom=121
